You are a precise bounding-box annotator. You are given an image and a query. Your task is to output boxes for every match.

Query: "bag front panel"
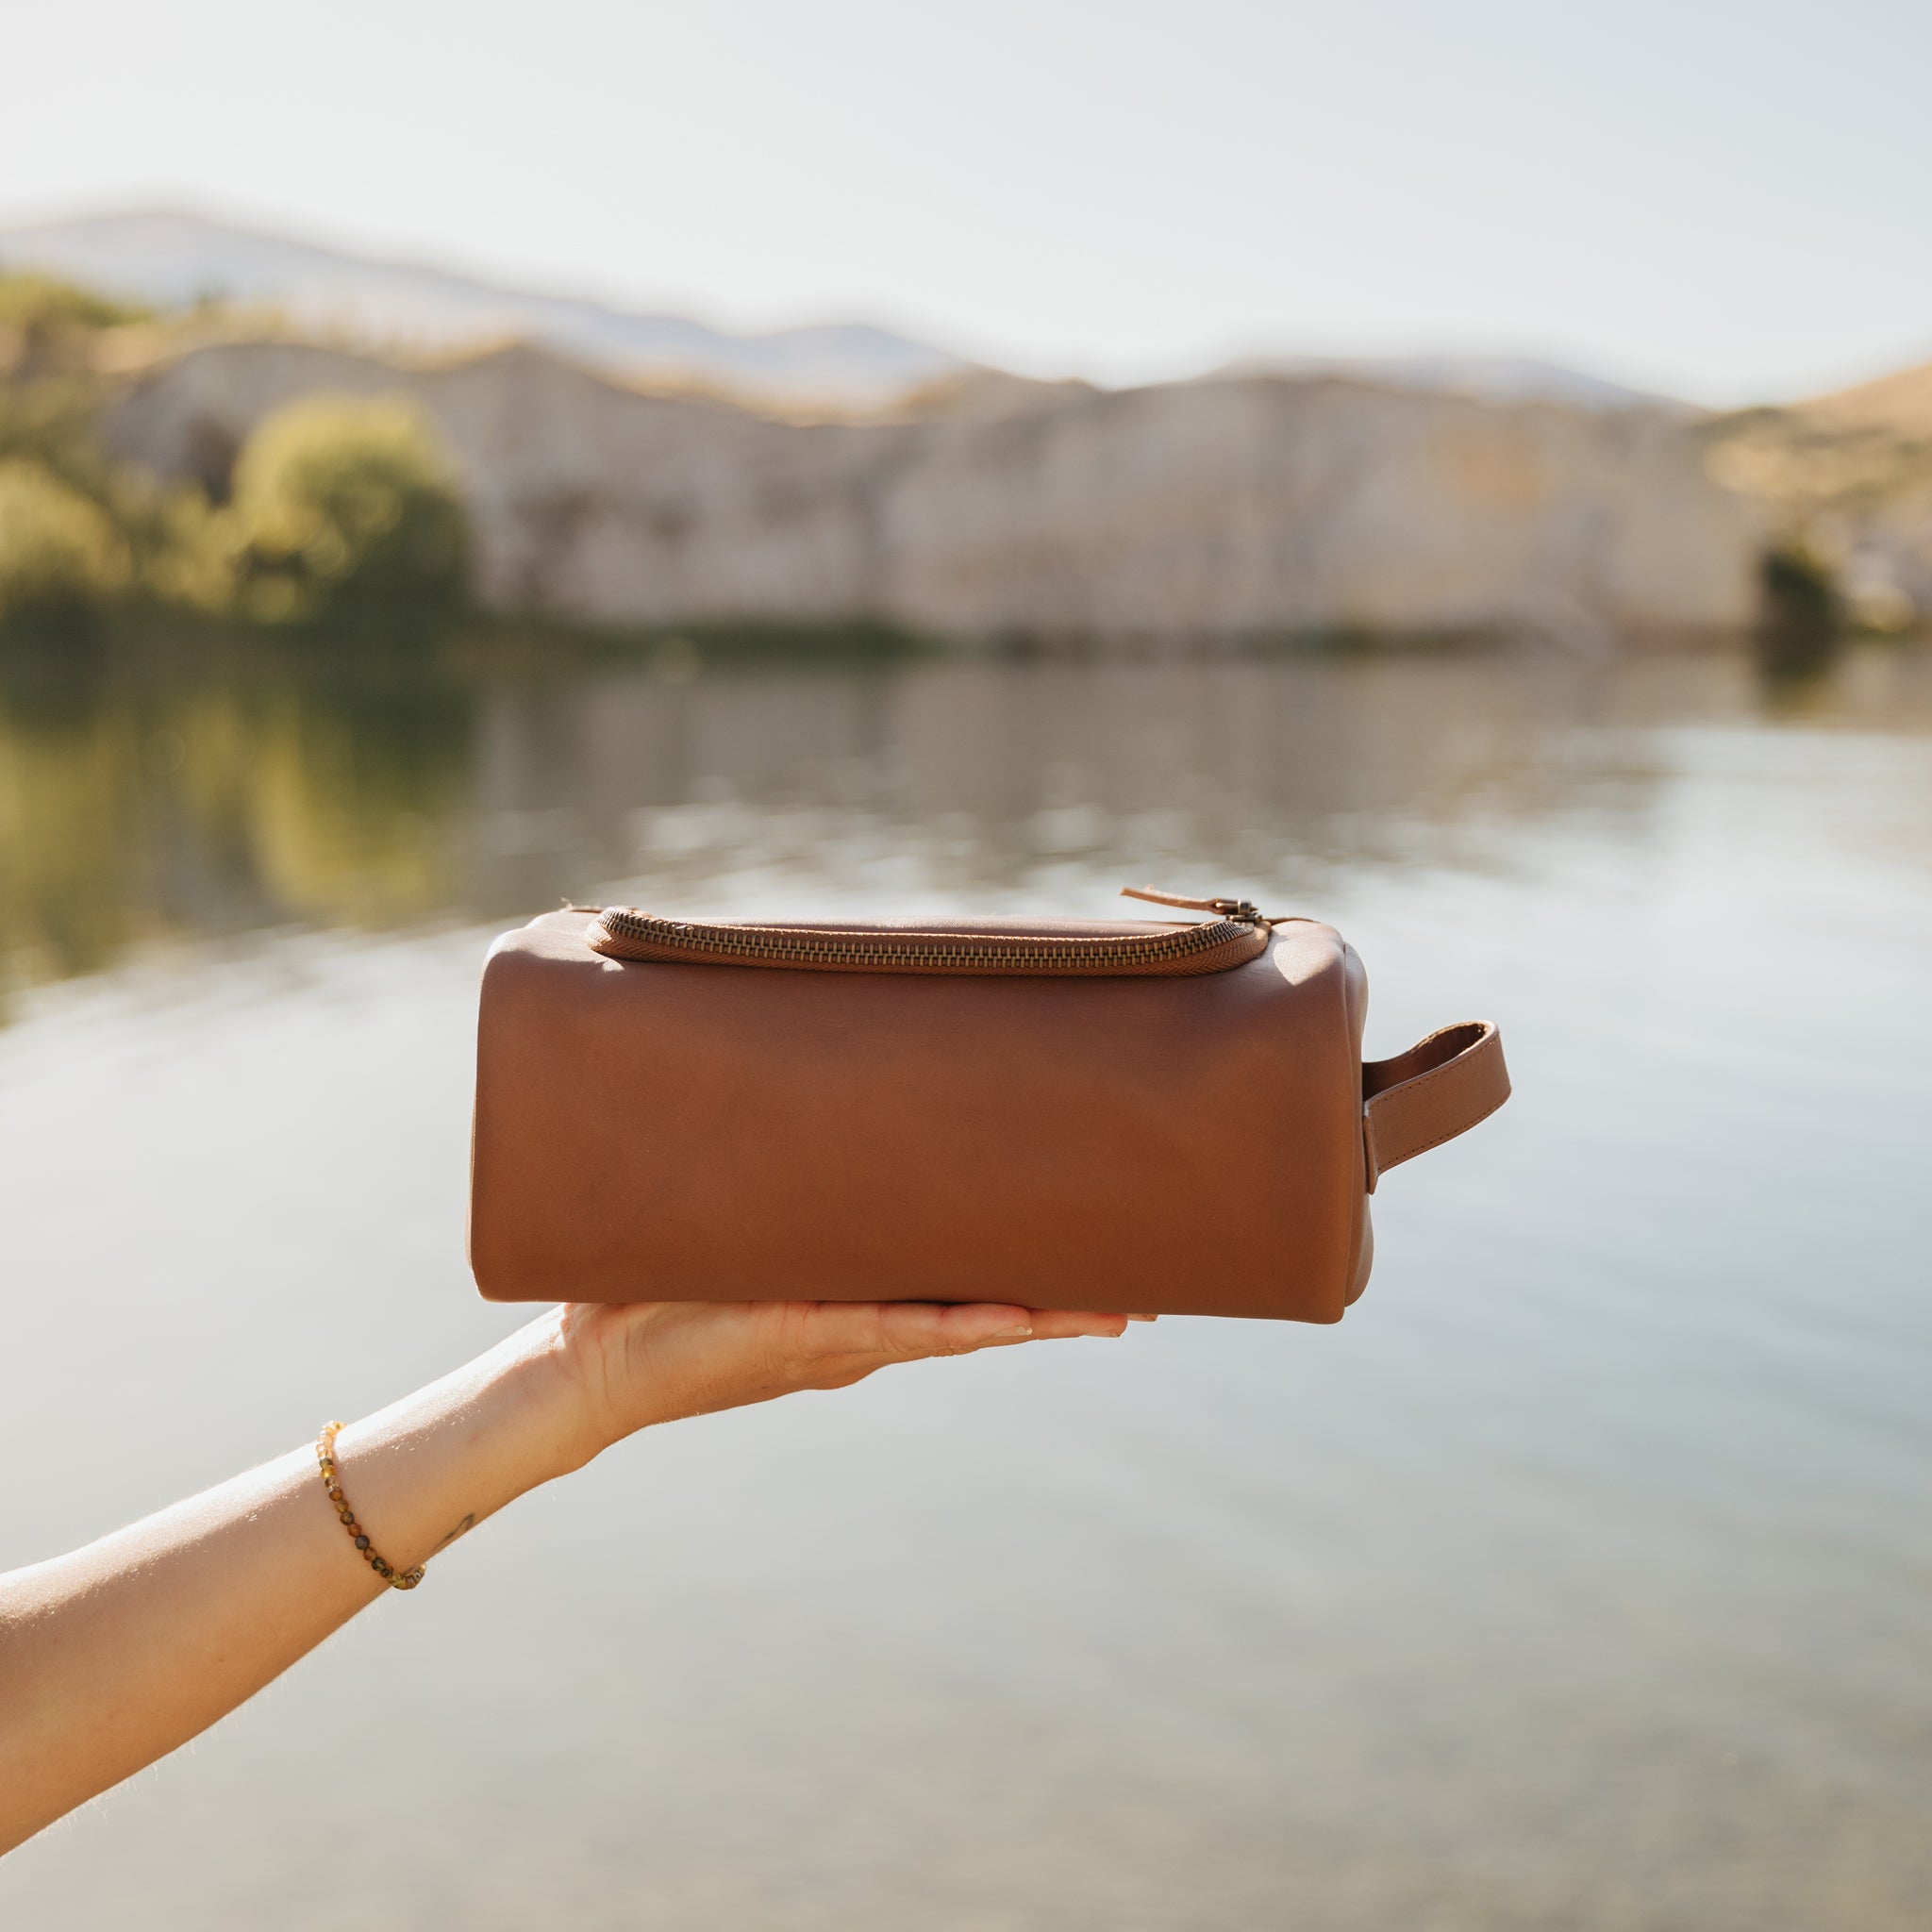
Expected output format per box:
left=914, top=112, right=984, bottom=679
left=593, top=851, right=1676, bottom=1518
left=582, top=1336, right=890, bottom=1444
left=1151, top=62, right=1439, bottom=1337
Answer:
left=469, top=911, right=1368, bottom=1320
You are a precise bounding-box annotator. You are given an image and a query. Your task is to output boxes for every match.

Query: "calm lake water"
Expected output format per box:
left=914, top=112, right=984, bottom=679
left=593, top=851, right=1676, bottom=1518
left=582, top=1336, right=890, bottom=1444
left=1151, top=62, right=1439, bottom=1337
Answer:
left=1, top=640, right=1928, bottom=1929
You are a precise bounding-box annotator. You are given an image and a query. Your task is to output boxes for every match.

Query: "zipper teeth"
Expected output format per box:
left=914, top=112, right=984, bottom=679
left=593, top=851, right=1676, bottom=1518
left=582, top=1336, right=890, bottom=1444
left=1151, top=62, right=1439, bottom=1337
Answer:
left=598, top=908, right=1254, bottom=969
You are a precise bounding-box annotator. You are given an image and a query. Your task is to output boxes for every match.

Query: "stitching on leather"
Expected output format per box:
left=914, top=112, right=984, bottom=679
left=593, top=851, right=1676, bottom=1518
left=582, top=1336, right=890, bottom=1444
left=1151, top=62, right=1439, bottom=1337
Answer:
left=1379, top=1089, right=1508, bottom=1169
left=1364, top=1025, right=1500, bottom=1172
left=1374, top=1025, right=1491, bottom=1107
left=1363, top=1023, right=1485, bottom=1094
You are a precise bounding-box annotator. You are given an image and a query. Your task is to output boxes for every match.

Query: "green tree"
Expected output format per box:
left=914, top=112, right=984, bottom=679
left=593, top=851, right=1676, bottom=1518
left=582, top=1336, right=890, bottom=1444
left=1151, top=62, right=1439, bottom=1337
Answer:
left=0, top=458, right=131, bottom=633
left=0, top=271, right=150, bottom=337
left=229, top=395, right=471, bottom=628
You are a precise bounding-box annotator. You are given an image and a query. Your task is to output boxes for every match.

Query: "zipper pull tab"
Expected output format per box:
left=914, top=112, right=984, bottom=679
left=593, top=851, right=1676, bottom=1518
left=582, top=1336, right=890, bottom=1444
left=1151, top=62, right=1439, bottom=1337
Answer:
left=1121, top=885, right=1266, bottom=924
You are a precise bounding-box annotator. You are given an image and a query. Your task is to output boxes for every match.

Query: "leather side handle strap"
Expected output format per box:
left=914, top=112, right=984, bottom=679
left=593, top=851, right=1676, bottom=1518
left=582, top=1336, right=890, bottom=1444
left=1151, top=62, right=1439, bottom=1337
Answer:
left=1362, top=1021, right=1509, bottom=1192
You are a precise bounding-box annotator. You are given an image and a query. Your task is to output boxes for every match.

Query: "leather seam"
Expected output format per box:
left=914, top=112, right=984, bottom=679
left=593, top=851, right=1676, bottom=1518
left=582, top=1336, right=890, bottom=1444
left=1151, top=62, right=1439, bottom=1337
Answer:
left=1366, top=1025, right=1490, bottom=1110
left=1374, top=1086, right=1509, bottom=1171
left=1362, top=1025, right=1499, bottom=1174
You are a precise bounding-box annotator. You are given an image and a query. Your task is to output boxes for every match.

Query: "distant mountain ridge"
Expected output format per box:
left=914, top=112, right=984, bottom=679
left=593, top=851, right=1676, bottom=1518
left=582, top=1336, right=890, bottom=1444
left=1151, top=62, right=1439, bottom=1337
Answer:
left=1, top=208, right=1693, bottom=417
left=1215, top=353, right=1688, bottom=414
left=0, top=208, right=970, bottom=408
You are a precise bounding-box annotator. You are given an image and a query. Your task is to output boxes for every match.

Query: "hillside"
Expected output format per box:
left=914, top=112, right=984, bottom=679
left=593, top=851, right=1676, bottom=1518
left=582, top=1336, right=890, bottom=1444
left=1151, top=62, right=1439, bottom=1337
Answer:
left=1706, top=358, right=1932, bottom=622
left=0, top=209, right=967, bottom=409
left=1214, top=353, right=1684, bottom=414
left=1, top=210, right=1701, bottom=423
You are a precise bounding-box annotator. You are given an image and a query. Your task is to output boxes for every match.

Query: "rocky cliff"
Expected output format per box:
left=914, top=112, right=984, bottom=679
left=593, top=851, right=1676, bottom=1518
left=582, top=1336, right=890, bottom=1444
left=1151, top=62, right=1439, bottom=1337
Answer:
left=96, top=337, right=1760, bottom=641
left=1706, top=361, right=1932, bottom=627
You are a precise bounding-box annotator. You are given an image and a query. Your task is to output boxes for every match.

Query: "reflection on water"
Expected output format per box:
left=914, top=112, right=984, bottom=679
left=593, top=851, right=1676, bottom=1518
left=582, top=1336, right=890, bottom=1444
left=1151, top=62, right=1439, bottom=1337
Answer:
left=1, top=637, right=1930, bottom=1930
left=0, top=656, right=471, bottom=996
left=7, top=639, right=1929, bottom=1007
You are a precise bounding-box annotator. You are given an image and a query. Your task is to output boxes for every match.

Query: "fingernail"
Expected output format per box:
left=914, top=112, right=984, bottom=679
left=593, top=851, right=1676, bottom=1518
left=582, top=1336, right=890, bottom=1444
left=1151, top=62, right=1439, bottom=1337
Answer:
left=993, top=1324, right=1034, bottom=1340
left=1126, top=1313, right=1158, bottom=1323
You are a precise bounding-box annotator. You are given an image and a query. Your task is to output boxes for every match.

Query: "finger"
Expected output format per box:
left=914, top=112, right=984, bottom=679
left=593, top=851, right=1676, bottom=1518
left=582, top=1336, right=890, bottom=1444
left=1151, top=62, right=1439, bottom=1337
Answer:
left=793, top=1301, right=1133, bottom=1364
left=853, top=1302, right=1139, bottom=1356
left=900, top=1301, right=1045, bottom=1353
left=902, top=1305, right=1132, bottom=1348
left=1012, top=1308, right=1132, bottom=1341
left=821, top=1301, right=1039, bottom=1359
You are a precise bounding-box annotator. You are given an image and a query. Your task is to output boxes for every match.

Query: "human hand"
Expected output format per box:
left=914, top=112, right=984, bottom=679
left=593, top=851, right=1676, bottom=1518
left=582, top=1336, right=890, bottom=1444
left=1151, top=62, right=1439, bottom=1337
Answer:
left=550, top=1299, right=1139, bottom=1459
left=0, top=1294, right=1134, bottom=1854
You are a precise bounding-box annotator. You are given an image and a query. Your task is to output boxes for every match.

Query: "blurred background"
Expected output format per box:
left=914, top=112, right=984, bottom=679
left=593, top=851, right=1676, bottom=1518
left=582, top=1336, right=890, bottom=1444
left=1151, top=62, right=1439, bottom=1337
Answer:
left=1, top=4, right=1928, bottom=1927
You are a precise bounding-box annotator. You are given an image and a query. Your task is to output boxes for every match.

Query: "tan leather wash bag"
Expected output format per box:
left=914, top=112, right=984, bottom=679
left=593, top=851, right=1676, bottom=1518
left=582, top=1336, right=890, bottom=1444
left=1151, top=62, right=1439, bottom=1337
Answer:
left=468, top=888, right=1509, bottom=1322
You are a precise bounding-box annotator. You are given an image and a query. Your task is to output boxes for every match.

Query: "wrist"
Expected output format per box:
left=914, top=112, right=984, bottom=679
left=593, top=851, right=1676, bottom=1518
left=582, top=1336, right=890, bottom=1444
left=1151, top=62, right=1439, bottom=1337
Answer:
left=492, top=1307, right=615, bottom=1479
left=546, top=1301, right=693, bottom=1454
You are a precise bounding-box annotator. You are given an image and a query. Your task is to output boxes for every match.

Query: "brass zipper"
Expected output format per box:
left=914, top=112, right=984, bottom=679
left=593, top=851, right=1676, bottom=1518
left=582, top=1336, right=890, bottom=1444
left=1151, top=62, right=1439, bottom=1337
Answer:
left=1119, top=885, right=1265, bottom=922
left=589, top=886, right=1277, bottom=977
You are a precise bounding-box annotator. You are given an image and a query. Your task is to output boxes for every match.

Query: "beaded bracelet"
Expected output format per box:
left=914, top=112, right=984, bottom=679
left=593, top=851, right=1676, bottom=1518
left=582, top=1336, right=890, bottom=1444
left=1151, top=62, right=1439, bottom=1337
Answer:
left=316, top=1422, right=425, bottom=1591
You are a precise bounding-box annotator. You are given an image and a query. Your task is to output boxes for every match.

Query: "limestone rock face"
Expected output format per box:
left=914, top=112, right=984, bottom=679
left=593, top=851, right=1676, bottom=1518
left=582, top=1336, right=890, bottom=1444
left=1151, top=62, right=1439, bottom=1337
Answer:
left=879, top=377, right=1756, bottom=638
left=1706, top=360, right=1932, bottom=629
left=99, top=338, right=1759, bottom=639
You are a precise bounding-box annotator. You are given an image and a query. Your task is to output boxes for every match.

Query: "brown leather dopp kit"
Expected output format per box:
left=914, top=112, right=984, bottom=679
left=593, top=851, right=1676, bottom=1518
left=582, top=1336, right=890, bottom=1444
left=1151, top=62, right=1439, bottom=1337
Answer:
left=468, top=889, right=1509, bottom=1322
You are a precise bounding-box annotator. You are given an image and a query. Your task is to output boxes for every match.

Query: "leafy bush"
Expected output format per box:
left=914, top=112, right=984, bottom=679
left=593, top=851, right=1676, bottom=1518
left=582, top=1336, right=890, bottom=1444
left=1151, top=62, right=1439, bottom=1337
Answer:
left=1, top=274, right=475, bottom=642
left=128, top=472, right=243, bottom=616
left=228, top=396, right=471, bottom=625
left=0, top=458, right=131, bottom=630
left=1760, top=535, right=1840, bottom=622
left=1755, top=532, right=1844, bottom=683
left=0, top=272, right=150, bottom=335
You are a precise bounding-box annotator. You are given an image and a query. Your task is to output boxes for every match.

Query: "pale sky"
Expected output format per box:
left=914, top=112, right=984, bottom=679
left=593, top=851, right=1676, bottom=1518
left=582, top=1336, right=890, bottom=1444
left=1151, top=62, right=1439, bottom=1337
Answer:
left=5, top=0, right=1928, bottom=404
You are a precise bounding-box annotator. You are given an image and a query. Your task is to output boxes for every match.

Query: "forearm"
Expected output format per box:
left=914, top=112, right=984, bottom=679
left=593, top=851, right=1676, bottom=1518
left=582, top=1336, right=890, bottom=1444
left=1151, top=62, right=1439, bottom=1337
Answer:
left=0, top=1308, right=594, bottom=1853
left=0, top=1292, right=1127, bottom=1855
